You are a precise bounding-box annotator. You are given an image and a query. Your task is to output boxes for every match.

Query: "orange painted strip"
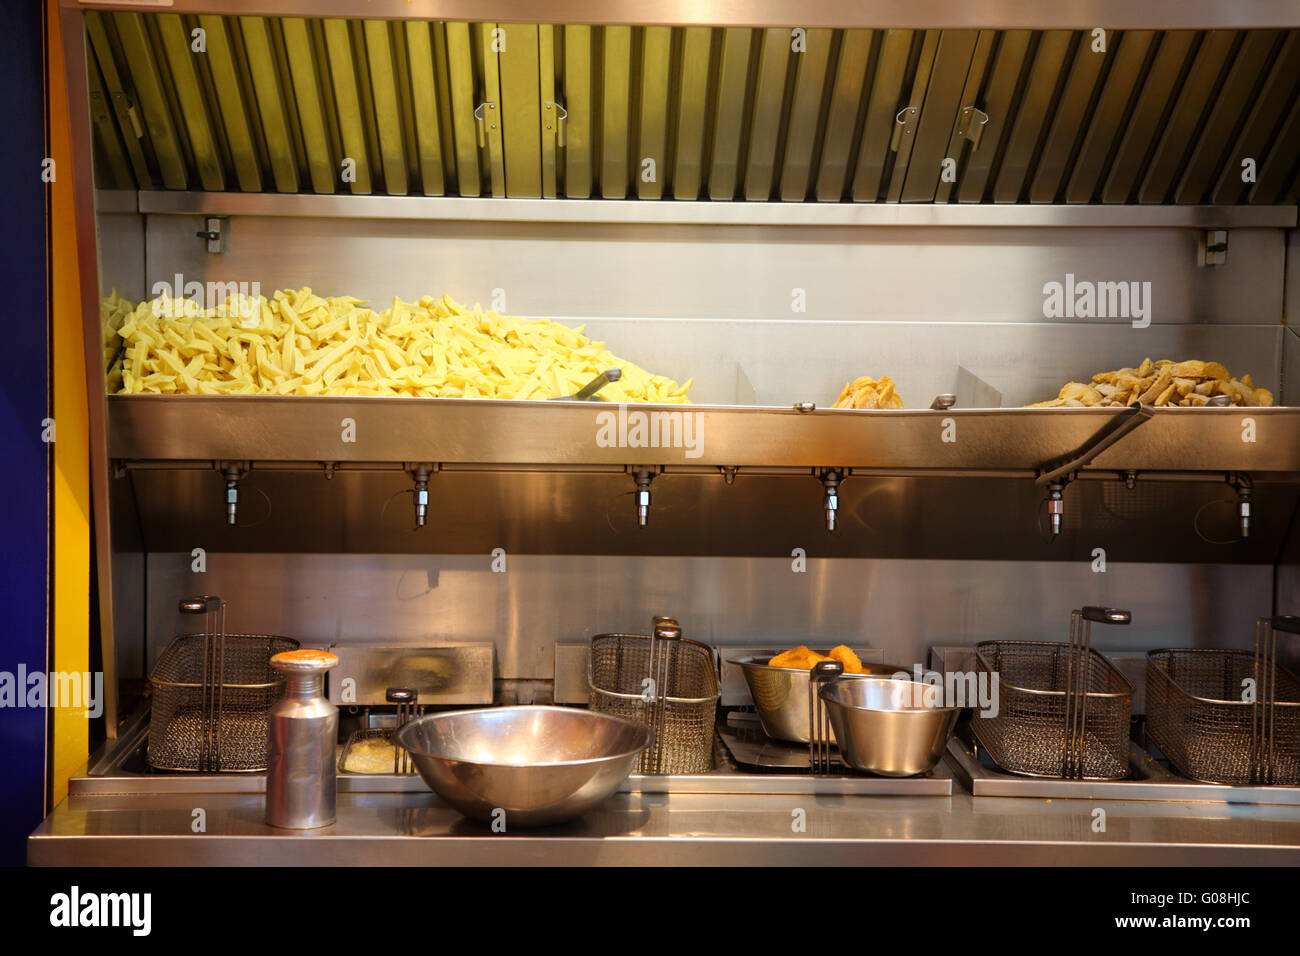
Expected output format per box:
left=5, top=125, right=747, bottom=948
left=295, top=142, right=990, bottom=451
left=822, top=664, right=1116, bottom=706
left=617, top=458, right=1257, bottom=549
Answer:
left=47, top=0, right=91, bottom=807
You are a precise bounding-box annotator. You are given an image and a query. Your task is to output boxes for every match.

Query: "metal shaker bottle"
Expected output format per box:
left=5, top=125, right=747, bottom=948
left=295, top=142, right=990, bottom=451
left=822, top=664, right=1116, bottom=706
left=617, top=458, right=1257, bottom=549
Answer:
left=266, top=649, right=339, bottom=829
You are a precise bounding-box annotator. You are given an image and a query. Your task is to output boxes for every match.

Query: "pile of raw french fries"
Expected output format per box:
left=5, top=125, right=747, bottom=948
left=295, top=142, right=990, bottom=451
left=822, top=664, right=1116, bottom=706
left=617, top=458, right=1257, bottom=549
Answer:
left=101, top=287, right=693, bottom=403
left=1028, top=358, right=1273, bottom=408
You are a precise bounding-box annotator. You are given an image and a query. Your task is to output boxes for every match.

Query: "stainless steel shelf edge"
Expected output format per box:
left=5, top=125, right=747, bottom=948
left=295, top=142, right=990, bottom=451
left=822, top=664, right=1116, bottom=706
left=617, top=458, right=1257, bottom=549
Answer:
left=60, top=1, right=1300, bottom=31
left=949, top=739, right=1300, bottom=806
left=133, top=191, right=1299, bottom=229
left=107, top=396, right=1300, bottom=475
left=621, top=767, right=954, bottom=795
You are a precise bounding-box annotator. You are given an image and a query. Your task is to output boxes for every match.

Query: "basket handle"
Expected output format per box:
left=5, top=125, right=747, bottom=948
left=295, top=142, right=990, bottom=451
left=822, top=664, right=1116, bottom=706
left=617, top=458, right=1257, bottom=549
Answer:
left=1082, top=606, right=1131, bottom=625
left=808, top=659, right=844, bottom=775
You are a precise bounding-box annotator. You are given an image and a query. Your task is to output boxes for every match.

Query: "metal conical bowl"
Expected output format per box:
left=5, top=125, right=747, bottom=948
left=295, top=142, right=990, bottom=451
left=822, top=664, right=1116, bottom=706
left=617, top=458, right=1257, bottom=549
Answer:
left=818, top=677, right=960, bottom=777
left=395, top=706, right=651, bottom=827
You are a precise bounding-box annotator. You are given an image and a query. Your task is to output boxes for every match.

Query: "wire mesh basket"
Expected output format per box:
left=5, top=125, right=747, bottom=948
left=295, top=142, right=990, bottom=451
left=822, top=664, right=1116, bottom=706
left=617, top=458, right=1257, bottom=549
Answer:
left=588, top=624, right=719, bottom=775
left=148, top=626, right=298, bottom=772
left=973, top=633, right=1133, bottom=780
left=1147, top=634, right=1300, bottom=787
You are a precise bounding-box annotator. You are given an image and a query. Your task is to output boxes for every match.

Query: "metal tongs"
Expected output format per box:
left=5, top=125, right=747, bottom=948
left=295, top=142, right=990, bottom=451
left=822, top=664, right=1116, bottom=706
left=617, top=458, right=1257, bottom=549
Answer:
left=550, top=368, right=622, bottom=401
left=808, top=659, right=844, bottom=775
left=387, top=686, right=418, bottom=774
left=1061, top=606, right=1131, bottom=779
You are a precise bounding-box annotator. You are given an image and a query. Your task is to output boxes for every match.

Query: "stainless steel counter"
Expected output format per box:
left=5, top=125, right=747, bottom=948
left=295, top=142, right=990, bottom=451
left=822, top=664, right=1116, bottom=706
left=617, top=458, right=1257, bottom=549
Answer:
left=29, top=789, right=1300, bottom=866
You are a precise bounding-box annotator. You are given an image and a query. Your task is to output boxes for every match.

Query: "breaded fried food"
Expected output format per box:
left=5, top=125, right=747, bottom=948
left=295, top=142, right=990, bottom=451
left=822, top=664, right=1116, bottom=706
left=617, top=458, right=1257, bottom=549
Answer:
left=1029, top=358, right=1272, bottom=408
left=767, top=646, right=830, bottom=669
left=828, top=645, right=865, bottom=674
left=767, top=644, right=865, bottom=673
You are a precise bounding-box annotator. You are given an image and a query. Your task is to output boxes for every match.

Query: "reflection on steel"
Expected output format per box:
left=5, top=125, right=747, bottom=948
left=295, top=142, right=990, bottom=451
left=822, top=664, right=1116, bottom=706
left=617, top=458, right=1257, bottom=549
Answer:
left=108, top=398, right=1300, bottom=475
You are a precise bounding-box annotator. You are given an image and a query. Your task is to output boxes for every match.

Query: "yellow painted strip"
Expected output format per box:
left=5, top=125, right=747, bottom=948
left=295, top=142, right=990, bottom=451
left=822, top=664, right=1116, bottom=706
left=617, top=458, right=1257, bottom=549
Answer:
left=47, top=0, right=91, bottom=809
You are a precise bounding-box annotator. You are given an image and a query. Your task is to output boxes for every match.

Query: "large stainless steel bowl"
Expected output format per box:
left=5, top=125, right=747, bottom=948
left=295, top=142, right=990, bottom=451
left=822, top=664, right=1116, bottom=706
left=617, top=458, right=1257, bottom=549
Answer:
left=729, top=654, right=913, bottom=744
left=395, top=706, right=650, bottom=827
left=818, top=678, right=959, bottom=777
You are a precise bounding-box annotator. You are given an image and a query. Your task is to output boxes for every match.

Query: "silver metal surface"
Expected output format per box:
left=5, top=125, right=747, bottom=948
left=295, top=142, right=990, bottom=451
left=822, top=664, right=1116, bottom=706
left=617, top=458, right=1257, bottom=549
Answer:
left=972, top=637, right=1134, bottom=780
left=820, top=677, right=960, bottom=776
left=732, top=654, right=910, bottom=744
left=588, top=628, right=719, bottom=775
left=140, top=555, right=1274, bottom=685
left=134, top=191, right=1300, bottom=227
left=395, top=706, right=650, bottom=826
left=808, top=660, right=844, bottom=774
left=107, top=399, right=1300, bottom=473
left=136, top=214, right=1289, bottom=331
left=266, top=650, right=339, bottom=828
left=147, top=630, right=298, bottom=773
left=326, top=643, right=494, bottom=706
left=118, top=469, right=1300, bottom=566
left=553, top=643, right=590, bottom=704
left=951, top=737, right=1300, bottom=807
left=29, top=788, right=1300, bottom=866
left=1146, top=644, right=1300, bottom=786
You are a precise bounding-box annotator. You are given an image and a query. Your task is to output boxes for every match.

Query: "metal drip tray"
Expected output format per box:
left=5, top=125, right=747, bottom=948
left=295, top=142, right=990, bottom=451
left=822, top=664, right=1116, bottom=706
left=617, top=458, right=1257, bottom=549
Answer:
left=949, top=730, right=1300, bottom=806
left=75, top=708, right=951, bottom=797
left=621, top=713, right=953, bottom=795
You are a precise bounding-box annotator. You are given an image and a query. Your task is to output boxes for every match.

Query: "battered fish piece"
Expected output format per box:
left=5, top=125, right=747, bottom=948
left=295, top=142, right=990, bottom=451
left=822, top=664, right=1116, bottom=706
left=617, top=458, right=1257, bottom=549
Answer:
left=767, top=646, right=829, bottom=669
left=828, top=645, right=865, bottom=674
left=768, top=644, right=865, bottom=673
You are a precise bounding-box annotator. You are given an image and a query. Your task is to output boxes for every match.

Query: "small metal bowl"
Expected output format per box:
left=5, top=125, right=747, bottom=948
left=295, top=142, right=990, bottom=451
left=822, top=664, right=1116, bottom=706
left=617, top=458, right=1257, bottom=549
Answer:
left=395, top=706, right=650, bottom=827
left=818, top=678, right=960, bottom=777
left=729, top=654, right=913, bottom=744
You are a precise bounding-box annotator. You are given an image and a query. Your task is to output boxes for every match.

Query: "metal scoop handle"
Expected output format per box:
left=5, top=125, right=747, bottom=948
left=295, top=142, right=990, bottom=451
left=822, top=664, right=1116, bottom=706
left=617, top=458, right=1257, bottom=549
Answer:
left=551, top=368, right=622, bottom=401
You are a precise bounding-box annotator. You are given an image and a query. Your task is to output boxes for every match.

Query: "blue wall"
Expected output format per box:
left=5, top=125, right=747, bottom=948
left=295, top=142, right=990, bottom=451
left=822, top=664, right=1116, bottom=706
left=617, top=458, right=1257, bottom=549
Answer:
left=0, top=0, right=51, bottom=866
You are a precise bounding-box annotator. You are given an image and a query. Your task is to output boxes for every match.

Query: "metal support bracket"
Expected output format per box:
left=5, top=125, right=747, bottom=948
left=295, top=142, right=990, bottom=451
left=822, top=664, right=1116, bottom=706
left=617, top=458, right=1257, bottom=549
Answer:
left=1199, top=229, right=1228, bottom=266
left=545, top=101, right=568, bottom=148
left=891, top=106, right=919, bottom=151
left=956, top=106, right=989, bottom=150
left=474, top=101, right=497, bottom=149
left=196, top=217, right=226, bottom=254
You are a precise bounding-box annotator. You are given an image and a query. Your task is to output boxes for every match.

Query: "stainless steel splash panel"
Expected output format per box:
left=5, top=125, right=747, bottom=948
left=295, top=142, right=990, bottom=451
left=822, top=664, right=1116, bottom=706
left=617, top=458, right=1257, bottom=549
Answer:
left=144, top=553, right=1270, bottom=681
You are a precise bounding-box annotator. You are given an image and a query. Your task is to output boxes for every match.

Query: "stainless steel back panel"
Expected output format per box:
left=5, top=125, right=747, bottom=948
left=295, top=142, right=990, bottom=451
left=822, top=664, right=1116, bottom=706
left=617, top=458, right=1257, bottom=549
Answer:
left=139, top=213, right=1285, bottom=327
left=326, top=643, right=494, bottom=705
left=143, top=553, right=1269, bottom=682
